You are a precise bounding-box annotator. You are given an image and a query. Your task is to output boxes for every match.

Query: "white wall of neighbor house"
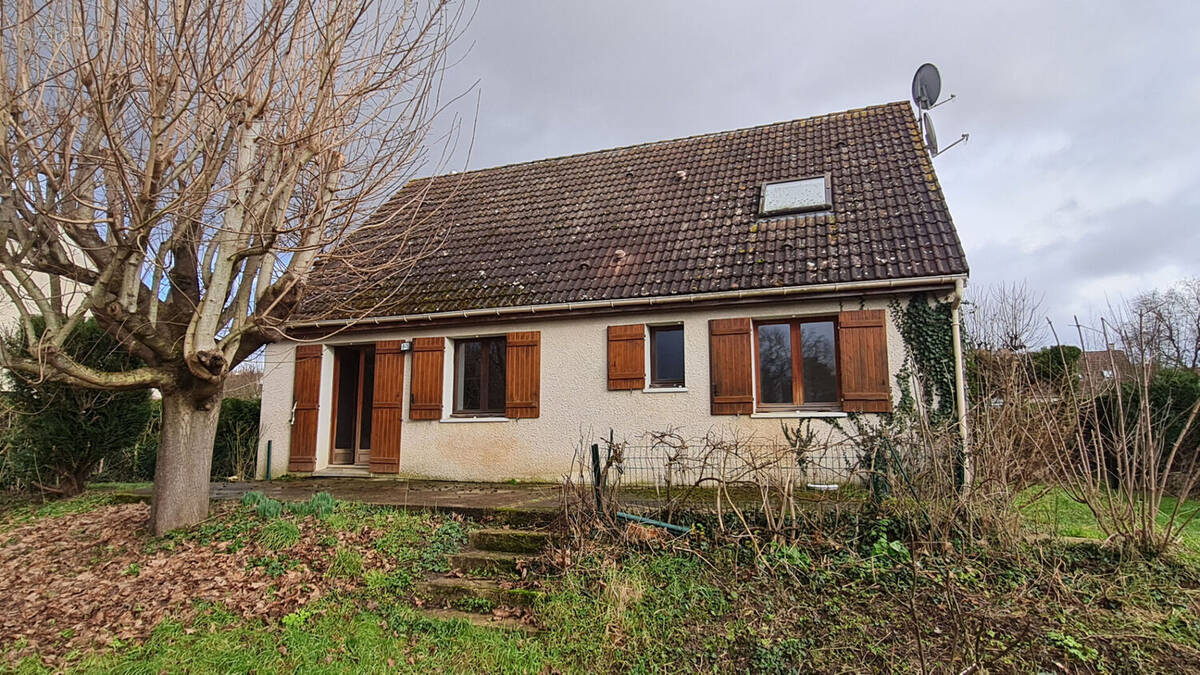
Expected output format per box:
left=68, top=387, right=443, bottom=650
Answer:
left=257, top=293, right=931, bottom=483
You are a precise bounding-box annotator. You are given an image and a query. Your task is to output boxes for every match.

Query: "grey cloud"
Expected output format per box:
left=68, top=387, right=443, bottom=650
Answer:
left=418, top=1, right=1200, bottom=343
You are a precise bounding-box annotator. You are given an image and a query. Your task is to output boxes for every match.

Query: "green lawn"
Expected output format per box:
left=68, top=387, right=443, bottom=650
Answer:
left=5, top=489, right=1200, bottom=672
left=1020, top=486, right=1200, bottom=552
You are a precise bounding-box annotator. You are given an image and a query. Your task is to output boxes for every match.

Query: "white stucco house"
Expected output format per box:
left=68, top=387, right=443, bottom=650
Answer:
left=255, top=102, right=970, bottom=482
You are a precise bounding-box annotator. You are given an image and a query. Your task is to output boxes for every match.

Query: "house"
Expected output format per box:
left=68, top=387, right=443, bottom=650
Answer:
left=1080, top=346, right=1135, bottom=395
left=255, top=102, right=970, bottom=482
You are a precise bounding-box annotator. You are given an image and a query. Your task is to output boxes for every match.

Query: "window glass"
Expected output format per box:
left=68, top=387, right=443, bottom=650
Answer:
left=455, top=337, right=506, bottom=414
left=800, top=321, right=838, bottom=403
left=486, top=340, right=507, bottom=411
left=334, top=349, right=360, bottom=449
left=359, top=350, right=375, bottom=448
left=651, top=326, right=685, bottom=386
left=456, top=340, right=482, bottom=411
left=757, top=323, right=793, bottom=404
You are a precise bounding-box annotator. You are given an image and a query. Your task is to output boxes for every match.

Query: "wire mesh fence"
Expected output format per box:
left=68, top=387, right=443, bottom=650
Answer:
left=568, top=428, right=871, bottom=518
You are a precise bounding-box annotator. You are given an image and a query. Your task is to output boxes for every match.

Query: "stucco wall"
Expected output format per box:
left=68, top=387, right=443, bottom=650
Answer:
left=257, top=293, right=934, bottom=483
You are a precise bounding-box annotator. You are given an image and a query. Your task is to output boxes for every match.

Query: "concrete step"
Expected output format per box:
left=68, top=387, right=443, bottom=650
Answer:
left=415, top=576, right=542, bottom=610
left=447, top=550, right=522, bottom=576
left=414, top=607, right=537, bottom=634
left=469, top=528, right=551, bottom=554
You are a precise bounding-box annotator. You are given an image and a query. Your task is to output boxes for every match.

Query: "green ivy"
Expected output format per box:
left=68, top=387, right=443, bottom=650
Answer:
left=890, top=293, right=958, bottom=425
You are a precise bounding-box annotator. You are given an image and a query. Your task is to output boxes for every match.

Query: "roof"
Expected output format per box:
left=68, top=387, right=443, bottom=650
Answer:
left=296, top=101, right=968, bottom=322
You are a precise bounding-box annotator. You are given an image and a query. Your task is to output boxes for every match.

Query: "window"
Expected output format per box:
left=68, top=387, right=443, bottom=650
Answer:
left=754, top=319, right=838, bottom=410
left=759, top=175, right=832, bottom=216
left=331, top=346, right=374, bottom=465
left=454, top=336, right=506, bottom=415
left=649, top=325, right=685, bottom=387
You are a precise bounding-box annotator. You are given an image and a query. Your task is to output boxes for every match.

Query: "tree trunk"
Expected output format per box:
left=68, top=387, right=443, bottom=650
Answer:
left=150, top=389, right=223, bottom=535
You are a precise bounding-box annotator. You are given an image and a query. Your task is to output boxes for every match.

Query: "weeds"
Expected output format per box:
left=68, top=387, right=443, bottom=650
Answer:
left=256, top=519, right=300, bottom=550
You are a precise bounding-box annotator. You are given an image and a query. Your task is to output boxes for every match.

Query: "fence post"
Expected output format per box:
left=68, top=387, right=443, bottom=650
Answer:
left=590, top=442, right=603, bottom=515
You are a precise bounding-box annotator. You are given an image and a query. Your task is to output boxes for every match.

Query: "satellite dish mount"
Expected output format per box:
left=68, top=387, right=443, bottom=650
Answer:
left=911, top=63, right=968, bottom=157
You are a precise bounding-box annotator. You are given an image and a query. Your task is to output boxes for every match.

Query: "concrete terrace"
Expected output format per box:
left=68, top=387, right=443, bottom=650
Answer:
left=203, top=478, right=562, bottom=524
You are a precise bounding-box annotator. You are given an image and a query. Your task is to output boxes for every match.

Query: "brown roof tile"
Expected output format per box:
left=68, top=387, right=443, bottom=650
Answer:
left=297, top=101, right=968, bottom=321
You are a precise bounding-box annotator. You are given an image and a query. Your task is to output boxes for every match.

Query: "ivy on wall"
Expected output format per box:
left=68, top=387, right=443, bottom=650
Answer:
left=890, top=292, right=958, bottom=426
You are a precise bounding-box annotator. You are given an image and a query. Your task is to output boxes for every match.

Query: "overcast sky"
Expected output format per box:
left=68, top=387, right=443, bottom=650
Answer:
left=426, top=1, right=1199, bottom=342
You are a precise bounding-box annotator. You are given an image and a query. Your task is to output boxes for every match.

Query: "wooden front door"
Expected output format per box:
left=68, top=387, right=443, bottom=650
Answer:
left=331, top=346, right=375, bottom=465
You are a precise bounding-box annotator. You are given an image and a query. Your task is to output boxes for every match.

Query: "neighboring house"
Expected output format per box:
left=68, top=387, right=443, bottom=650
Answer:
left=1080, top=346, right=1135, bottom=395
left=255, top=102, right=970, bottom=482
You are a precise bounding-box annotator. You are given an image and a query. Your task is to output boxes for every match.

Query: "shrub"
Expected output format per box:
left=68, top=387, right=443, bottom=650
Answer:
left=2, top=318, right=152, bottom=495
left=97, top=396, right=261, bottom=482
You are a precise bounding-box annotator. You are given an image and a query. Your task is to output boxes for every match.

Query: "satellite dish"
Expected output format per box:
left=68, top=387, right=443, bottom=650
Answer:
left=923, top=112, right=938, bottom=155
left=912, top=63, right=941, bottom=110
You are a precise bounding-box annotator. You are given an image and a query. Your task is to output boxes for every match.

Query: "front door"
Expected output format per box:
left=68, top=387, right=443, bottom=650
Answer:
left=331, top=346, right=375, bottom=465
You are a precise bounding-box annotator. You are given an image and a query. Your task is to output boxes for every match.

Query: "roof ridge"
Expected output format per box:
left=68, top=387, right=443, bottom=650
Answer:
left=414, top=100, right=912, bottom=183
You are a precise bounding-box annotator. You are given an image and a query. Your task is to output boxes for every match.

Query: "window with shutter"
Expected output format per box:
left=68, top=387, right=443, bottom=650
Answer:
left=753, top=318, right=839, bottom=411
left=709, top=318, right=753, bottom=415
left=409, top=337, right=444, bottom=420
left=288, top=345, right=322, bottom=472
left=505, top=331, right=540, bottom=418
left=607, top=324, right=645, bottom=390
left=370, top=341, right=404, bottom=473
left=837, top=310, right=892, bottom=412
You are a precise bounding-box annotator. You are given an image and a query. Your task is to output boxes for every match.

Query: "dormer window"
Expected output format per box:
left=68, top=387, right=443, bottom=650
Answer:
left=759, top=175, right=832, bottom=216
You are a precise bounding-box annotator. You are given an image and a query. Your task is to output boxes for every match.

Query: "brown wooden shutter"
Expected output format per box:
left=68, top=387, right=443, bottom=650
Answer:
left=369, top=340, right=404, bottom=473
left=409, top=337, right=444, bottom=420
left=505, top=331, right=540, bottom=418
left=287, top=345, right=322, bottom=472
left=838, top=310, right=892, bottom=413
left=607, top=324, right=645, bottom=390
left=709, top=318, right=754, bottom=415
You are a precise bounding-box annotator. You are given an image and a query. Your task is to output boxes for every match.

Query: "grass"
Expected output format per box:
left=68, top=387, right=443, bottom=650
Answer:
left=7, top=488, right=1200, bottom=672
left=1020, top=486, right=1200, bottom=551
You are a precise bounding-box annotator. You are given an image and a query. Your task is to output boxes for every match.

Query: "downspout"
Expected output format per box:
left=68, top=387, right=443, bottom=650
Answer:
left=949, top=278, right=971, bottom=491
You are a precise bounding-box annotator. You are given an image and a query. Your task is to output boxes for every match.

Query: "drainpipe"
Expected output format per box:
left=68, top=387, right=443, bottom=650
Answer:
left=949, top=278, right=971, bottom=491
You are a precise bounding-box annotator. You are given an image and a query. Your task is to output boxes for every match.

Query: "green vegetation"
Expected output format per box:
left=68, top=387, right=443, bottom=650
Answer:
left=1022, top=486, right=1200, bottom=551
left=5, top=490, right=1200, bottom=672
left=2, top=318, right=152, bottom=495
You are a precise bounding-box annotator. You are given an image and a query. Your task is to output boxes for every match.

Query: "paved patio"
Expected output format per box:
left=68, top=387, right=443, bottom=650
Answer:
left=206, top=478, right=562, bottom=524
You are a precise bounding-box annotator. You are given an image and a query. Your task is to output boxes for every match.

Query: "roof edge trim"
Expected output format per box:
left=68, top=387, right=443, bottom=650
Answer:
left=290, top=274, right=968, bottom=330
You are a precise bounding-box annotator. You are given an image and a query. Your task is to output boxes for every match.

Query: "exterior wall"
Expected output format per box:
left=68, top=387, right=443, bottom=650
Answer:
left=257, top=293, right=936, bottom=483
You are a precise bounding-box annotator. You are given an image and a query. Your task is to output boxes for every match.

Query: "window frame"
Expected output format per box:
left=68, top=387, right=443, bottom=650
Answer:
left=648, top=324, right=686, bottom=389
left=758, top=173, right=833, bottom=217
left=753, top=317, right=840, bottom=412
left=452, top=335, right=507, bottom=417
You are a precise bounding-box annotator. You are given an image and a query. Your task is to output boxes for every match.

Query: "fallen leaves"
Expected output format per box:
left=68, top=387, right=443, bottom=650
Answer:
left=0, top=502, right=385, bottom=669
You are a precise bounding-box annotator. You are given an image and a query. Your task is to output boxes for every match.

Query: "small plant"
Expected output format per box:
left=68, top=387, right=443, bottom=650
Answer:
left=281, top=606, right=318, bottom=629
left=121, top=562, right=141, bottom=577
left=326, top=547, right=364, bottom=579
left=255, top=498, right=283, bottom=520
left=1047, top=630, right=1099, bottom=664
left=257, top=519, right=301, bottom=550
left=286, top=492, right=336, bottom=519
left=453, top=595, right=495, bottom=613
left=240, top=491, right=266, bottom=507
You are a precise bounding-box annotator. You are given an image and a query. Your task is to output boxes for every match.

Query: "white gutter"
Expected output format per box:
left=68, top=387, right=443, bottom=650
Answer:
left=949, top=277, right=972, bottom=488
left=291, top=274, right=968, bottom=329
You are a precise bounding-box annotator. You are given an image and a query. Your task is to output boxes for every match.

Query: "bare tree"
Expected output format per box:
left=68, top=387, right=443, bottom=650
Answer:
left=1, top=0, right=466, bottom=533
left=1120, top=278, right=1200, bottom=370
left=963, top=280, right=1048, bottom=352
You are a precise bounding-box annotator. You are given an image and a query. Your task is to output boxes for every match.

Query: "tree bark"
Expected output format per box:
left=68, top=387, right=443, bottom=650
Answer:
left=150, top=389, right=223, bottom=535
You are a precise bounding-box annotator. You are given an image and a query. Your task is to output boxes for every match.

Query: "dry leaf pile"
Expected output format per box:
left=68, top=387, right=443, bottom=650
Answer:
left=0, top=502, right=391, bottom=668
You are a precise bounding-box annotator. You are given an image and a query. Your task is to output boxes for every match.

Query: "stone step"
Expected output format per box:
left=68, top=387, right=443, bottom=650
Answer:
left=469, top=528, right=551, bottom=554
left=414, top=607, right=538, bottom=634
left=416, top=576, right=542, bottom=611
left=447, top=550, right=522, bottom=576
